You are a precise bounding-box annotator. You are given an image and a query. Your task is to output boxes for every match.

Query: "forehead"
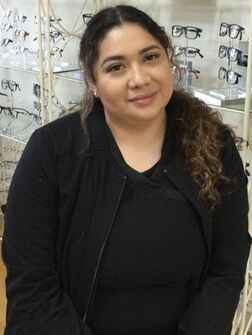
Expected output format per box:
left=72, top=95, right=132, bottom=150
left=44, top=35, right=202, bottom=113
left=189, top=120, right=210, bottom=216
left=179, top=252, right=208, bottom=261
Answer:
left=97, top=23, right=163, bottom=60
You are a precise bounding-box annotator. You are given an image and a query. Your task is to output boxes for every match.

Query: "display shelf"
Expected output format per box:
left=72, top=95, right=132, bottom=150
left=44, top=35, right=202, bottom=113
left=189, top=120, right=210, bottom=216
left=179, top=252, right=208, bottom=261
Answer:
left=193, top=87, right=246, bottom=108
left=0, top=59, right=82, bottom=81
left=0, top=62, right=40, bottom=74
left=0, top=115, right=39, bottom=144
left=0, top=133, right=26, bottom=145
left=54, top=68, right=83, bottom=82
left=209, top=104, right=252, bottom=115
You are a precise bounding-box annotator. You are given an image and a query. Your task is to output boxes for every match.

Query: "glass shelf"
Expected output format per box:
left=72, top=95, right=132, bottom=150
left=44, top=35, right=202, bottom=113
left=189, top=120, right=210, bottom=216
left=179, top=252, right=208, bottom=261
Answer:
left=0, top=58, right=40, bottom=74
left=192, top=87, right=249, bottom=113
left=0, top=54, right=83, bottom=82
left=54, top=68, right=83, bottom=82
left=0, top=114, right=40, bottom=144
left=209, top=104, right=251, bottom=114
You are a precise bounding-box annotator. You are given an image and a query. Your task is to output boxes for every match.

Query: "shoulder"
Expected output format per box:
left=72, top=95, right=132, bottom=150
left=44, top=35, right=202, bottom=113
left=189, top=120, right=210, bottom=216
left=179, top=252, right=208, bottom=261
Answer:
left=218, top=127, right=241, bottom=172
left=28, top=111, right=84, bottom=155
left=217, top=127, right=247, bottom=194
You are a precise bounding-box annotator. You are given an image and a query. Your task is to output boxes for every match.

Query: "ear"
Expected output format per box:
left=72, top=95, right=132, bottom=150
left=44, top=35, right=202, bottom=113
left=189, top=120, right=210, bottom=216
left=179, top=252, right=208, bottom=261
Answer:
left=84, top=76, right=95, bottom=94
left=86, top=80, right=99, bottom=97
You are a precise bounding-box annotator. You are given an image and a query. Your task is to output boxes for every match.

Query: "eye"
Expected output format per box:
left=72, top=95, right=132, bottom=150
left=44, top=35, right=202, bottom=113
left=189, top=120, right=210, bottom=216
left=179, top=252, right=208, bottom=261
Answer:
left=144, top=53, right=160, bottom=62
left=106, top=63, right=125, bottom=73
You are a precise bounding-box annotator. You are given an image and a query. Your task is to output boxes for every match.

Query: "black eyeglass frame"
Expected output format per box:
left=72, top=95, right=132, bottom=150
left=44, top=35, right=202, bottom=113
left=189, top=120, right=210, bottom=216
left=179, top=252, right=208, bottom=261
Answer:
left=172, top=25, right=203, bottom=39
left=218, top=45, right=242, bottom=62
left=174, top=45, right=204, bottom=58
left=219, top=22, right=245, bottom=40
left=218, top=66, right=242, bottom=85
left=82, top=13, right=95, bottom=25
left=1, top=80, right=21, bottom=92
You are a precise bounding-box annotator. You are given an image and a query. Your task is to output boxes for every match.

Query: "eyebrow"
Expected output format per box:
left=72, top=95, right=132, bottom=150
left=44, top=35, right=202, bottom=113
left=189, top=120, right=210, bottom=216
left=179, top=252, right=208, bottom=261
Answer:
left=100, top=45, right=162, bottom=67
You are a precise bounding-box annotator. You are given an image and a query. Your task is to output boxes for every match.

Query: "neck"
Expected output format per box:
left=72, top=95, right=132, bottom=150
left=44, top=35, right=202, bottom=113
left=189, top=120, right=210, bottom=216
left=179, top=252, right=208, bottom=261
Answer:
left=105, top=111, right=167, bottom=172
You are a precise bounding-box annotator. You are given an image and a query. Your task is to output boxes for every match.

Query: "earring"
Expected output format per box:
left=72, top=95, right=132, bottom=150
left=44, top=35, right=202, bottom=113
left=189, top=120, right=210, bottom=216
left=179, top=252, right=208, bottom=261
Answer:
left=93, top=87, right=98, bottom=97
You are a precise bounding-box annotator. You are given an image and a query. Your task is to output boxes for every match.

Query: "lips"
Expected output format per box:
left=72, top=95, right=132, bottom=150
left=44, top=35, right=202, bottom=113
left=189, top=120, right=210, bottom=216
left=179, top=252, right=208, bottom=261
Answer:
left=129, top=91, right=157, bottom=102
left=128, top=91, right=158, bottom=107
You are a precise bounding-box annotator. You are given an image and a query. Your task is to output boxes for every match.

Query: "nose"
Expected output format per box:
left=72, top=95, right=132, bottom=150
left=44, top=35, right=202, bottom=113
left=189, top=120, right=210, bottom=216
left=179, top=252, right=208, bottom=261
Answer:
left=128, top=65, right=150, bottom=89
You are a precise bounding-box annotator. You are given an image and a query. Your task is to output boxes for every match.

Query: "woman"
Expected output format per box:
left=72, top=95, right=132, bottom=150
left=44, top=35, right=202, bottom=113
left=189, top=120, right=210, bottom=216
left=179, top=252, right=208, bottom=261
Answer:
left=2, top=5, right=251, bottom=335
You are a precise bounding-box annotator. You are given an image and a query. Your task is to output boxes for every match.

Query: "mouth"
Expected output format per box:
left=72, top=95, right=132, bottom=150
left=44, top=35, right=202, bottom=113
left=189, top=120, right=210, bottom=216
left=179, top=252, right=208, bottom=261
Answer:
left=129, top=91, right=157, bottom=106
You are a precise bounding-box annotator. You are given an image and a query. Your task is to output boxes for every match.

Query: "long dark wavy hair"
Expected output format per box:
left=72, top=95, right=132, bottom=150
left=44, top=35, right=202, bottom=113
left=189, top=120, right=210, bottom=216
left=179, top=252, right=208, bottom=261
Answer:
left=79, top=5, right=234, bottom=209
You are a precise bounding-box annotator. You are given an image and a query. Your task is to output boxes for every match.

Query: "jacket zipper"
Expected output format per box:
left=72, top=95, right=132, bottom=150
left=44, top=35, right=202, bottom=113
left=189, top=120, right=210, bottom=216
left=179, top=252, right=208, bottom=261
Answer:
left=83, top=175, right=127, bottom=323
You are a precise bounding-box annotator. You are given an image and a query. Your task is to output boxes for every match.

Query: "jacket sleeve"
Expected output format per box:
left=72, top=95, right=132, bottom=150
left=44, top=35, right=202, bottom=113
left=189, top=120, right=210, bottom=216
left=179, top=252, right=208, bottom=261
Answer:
left=2, top=128, right=93, bottom=335
left=177, top=131, right=251, bottom=335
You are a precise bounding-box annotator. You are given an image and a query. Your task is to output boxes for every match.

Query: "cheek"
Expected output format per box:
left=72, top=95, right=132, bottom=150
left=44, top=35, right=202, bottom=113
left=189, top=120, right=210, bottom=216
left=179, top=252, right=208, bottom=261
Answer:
left=98, top=79, right=126, bottom=105
left=160, top=67, right=174, bottom=95
left=98, top=83, right=124, bottom=108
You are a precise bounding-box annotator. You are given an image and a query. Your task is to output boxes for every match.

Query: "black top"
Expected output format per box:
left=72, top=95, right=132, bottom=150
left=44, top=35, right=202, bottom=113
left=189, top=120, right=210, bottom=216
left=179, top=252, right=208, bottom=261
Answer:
left=88, top=126, right=206, bottom=335
left=2, top=110, right=250, bottom=335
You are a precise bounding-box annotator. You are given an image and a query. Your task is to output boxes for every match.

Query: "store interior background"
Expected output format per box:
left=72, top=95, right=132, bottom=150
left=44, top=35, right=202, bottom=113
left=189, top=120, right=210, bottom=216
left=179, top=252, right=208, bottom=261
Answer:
left=0, top=0, right=252, bottom=333
left=0, top=0, right=251, bottom=149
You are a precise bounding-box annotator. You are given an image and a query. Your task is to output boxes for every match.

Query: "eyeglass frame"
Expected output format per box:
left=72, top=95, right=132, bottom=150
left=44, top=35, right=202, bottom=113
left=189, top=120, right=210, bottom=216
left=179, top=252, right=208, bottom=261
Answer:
left=82, top=13, right=94, bottom=25
left=172, top=64, right=201, bottom=79
left=172, top=25, right=203, bottom=39
left=33, top=31, right=65, bottom=43
left=218, top=45, right=242, bottom=62
left=13, top=13, right=27, bottom=23
left=174, top=45, right=204, bottom=58
left=2, top=10, right=12, bottom=18
left=0, top=22, right=13, bottom=31
left=218, top=67, right=242, bottom=85
left=15, top=46, right=29, bottom=54
left=1, top=38, right=13, bottom=47
left=15, top=30, right=30, bottom=40
left=50, top=46, right=63, bottom=57
left=219, top=22, right=245, bottom=40
left=34, top=15, right=62, bottom=24
left=1, top=80, right=21, bottom=92
left=33, top=83, right=49, bottom=99
left=0, top=105, right=24, bottom=118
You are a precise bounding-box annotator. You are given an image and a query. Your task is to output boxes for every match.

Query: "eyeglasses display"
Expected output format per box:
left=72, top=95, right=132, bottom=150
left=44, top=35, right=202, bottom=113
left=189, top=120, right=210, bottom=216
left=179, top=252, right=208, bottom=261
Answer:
left=219, top=22, right=245, bottom=40
left=0, top=106, right=25, bottom=118
left=172, top=24, right=203, bottom=90
left=218, top=45, right=242, bottom=62
left=173, top=64, right=201, bottom=79
left=34, top=15, right=62, bottom=24
left=217, top=20, right=246, bottom=91
left=0, top=104, right=42, bottom=124
left=174, top=46, right=204, bottom=58
left=13, top=13, right=27, bottom=23
left=172, top=25, right=202, bottom=39
left=33, top=30, right=65, bottom=43
left=1, top=8, right=30, bottom=57
left=33, top=83, right=49, bottom=98
left=218, top=67, right=242, bottom=85
left=50, top=46, right=63, bottom=57
left=1, top=80, right=21, bottom=92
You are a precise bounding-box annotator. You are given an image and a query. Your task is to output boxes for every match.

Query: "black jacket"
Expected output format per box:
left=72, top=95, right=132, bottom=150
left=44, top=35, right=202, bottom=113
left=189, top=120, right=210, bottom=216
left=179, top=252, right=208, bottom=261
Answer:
left=2, top=109, right=251, bottom=335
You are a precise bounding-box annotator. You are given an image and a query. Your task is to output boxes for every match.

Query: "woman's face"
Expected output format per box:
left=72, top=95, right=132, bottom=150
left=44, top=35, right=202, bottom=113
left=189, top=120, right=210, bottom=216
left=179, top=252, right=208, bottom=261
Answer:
left=92, top=23, right=173, bottom=127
